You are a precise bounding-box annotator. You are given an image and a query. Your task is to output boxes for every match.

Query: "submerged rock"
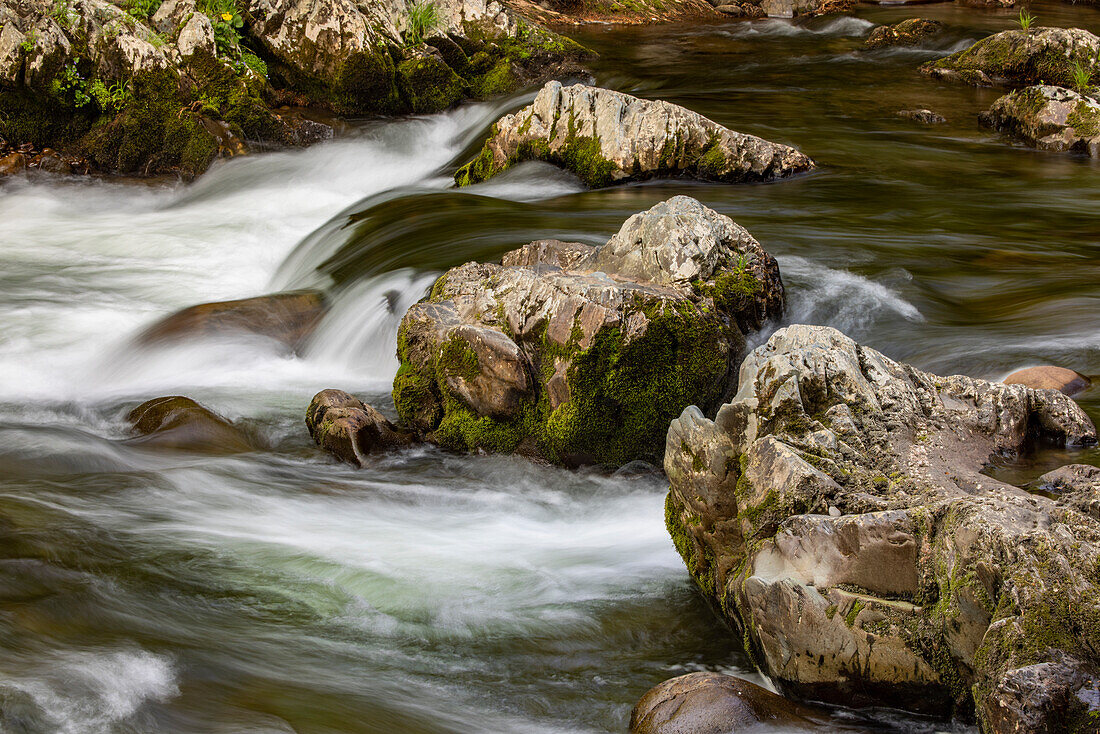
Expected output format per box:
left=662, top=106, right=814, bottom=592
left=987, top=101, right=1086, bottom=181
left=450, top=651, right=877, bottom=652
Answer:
left=921, top=27, right=1100, bottom=88
left=126, top=396, right=253, bottom=453
left=393, top=195, right=784, bottom=467
left=1003, top=363, right=1092, bottom=395
left=454, top=81, right=814, bottom=188
left=865, top=18, right=942, bottom=50
left=630, top=672, right=821, bottom=733
left=897, top=108, right=946, bottom=124
left=980, top=85, right=1100, bottom=158
left=306, top=389, right=416, bottom=466
left=664, top=324, right=1098, bottom=731
left=135, top=291, right=326, bottom=353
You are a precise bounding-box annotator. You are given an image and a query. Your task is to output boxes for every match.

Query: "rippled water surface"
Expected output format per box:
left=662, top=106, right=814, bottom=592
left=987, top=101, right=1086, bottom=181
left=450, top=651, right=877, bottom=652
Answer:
left=2, top=2, right=1099, bottom=731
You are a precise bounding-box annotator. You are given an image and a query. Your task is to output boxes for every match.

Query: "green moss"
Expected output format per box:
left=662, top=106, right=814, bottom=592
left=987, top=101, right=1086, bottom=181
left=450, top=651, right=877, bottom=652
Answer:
left=1067, top=99, right=1100, bottom=137
left=844, top=599, right=865, bottom=627
left=927, top=29, right=1095, bottom=87
left=396, top=53, right=467, bottom=114
left=438, top=334, right=479, bottom=381
left=454, top=136, right=499, bottom=186
left=695, top=138, right=729, bottom=178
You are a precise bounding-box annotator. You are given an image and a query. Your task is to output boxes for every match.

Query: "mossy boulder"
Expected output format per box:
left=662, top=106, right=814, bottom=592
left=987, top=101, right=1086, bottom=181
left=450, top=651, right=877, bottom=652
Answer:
left=979, top=85, right=1100, bottom=157
left=392, top=196, right=785, bottom=468
left=455, top=81, right=814, bottom=188
left=921, top=27, right=1100, bottom=88
left=665, top=324, right=1099, bottom=732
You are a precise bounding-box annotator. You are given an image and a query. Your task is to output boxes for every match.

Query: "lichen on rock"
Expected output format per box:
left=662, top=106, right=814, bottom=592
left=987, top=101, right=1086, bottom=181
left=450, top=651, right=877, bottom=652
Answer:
left=392, top=195, right=785, bottom=467
left=454, top=80, right=815, bottom=188
left=664, top=324, right=1099, bottom=731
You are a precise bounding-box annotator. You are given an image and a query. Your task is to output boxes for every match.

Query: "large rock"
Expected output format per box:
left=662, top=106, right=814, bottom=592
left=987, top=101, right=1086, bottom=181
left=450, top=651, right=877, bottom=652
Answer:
left=865, top=18, right=942, bottom=50
left=125, top=395, right=254, bottom=453
left=980, top=86, right=1100, bottom=158
left=630, top=672, right=822, bottom=733
left=135, top=290, right=326, bottom=353
left=454, top=81, right=814, bottom=188
left=921, top=27, right=1100, bottom=88
left=305, top=389, right=415, bottom=465
left=245, top=0, right=591, bottom=115
left=664, top=324, right=1099, bottom=732
left=393, top=196, right=784, bottom=467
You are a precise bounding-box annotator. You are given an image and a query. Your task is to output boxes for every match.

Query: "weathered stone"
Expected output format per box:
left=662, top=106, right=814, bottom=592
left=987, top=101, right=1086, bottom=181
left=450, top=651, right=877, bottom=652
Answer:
left=897, top=108, right=946, bottom=124
left=630, top=672, right=821, bottom=733
left=455, top=81, right=814, bottom=188
left=922, top=27, right=1100, bottom=88
left=393, top=196, right=784, bottom=467
left=135, top=291, right=326, bottom=352
left=665, top=324, right=1099, bottom=729
left=865, top=18, right=942, bottom=49
left=125, top=396, right=253, bottom=453
left=980, top=86, right=1100, bottom=158
left=1041, top=465, right=1100, bottom=521
left=714, top=4, right=743, bottom=15
left=305, top=389, right=415, bottom=466
left=1003, top=364, right=1092, bottom=395
left=0, top=151, right=26, bottom=175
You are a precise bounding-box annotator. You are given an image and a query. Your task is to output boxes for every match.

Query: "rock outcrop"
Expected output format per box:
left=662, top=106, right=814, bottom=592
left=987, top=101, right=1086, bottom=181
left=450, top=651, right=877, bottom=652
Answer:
left=135, top=290, right=326, bottom=353
left=393, top=195, right=784, bottom=467
left=664, top=324, right=1099, bottom=732
left=125, top=395, right=254, bottom=453
left=980, top=85, right=1100, bottom=158
left=0, top=0, right=591, bottom=176
left=455, top=81, right=814, bottom=188
left=1003, top=364, right=1092, bottom=395
left=865, top=18, right=942, bottom=50
left=306, top=389, right=415, bottom=465
left=921, top=27, right=1100, bottom=88
left=630, top=672, right=823, bottom=733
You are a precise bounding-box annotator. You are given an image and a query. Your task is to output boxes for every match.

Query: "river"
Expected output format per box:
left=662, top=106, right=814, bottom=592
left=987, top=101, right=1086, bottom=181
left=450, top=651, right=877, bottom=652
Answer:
left=1, top=2, right=1098, bottom=731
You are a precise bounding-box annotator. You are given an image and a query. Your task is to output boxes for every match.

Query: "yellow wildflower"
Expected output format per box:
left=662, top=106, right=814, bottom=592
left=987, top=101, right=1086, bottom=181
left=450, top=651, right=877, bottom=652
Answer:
left=220, top=12, right=232, bottom=20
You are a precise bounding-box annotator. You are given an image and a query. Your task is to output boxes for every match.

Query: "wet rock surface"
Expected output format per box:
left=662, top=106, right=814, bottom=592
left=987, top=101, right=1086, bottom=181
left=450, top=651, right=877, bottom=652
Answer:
left=980, top=86, right=1100, bottom=158
left=897, top=108, right=946, bottom=124
left=630, top=672, right=822, bottom=733
left=135, top=291, right=326, bottom=353
left=305, top=389, right=416, bottom=466
left=664, top=324, right=1099, bottom=732
left=921, top=27, right=1100, bottom=88
left=393, top=195, right=784, bottom=467
left=455, top=81, right=814, bottom=188
left=126, top=396, right=254, bottom=453
left=865, top=18, right=942, bottom=49
left=1003, top=363, right=1092, bottom=395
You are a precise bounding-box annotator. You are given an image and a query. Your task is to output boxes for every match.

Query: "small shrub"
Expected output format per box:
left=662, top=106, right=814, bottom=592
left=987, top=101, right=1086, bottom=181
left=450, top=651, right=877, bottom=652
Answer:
left=201, top=0, right=245, bottom=57
left=404, top=1, right=440, bottom=46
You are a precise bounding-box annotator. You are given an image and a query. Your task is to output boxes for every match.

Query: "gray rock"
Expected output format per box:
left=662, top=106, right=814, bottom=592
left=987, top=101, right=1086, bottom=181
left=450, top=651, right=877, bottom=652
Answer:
left=630, top=672, right=822, bottom=733
left=393, top=196, right=784, bottom=467
left=455, top=81, right=814, bottom=188
left=922, top=27, right=1100, bottom=88
left=980, top=86, right=1100, bottom=158
left=305, top=389, right=415, bottom=465
left=665, top=324, right=1099, bottom=729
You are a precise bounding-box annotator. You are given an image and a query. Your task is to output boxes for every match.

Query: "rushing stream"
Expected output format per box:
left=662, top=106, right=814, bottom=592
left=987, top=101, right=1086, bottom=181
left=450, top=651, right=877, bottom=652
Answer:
left=2, top=2, right=1100, bottom=731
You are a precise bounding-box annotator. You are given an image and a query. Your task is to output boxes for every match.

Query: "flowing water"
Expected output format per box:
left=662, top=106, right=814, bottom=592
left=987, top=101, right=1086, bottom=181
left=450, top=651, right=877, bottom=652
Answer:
left=2, top=2, right=1100, bottom=731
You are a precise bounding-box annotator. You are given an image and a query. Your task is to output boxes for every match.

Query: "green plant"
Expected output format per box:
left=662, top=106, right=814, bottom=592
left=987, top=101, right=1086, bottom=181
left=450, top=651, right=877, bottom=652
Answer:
left=89, top=78, right=132, bottom=114
left=50, top=59, right=93, bottom=108
left=1017, top=8, right=1035, bottom=33
left=240, top=50, right=267, bottom=77
left=201, top=0, right=244, bottom=58
left=19, top=29, right=36, bottom=54
left=404, top=0, right=440, bottom=46
left=1072, top=60, right=1094, bottom=95
left=50, top=0, right=77, bottom=29
left=127, top=0, right=162, bottom=20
